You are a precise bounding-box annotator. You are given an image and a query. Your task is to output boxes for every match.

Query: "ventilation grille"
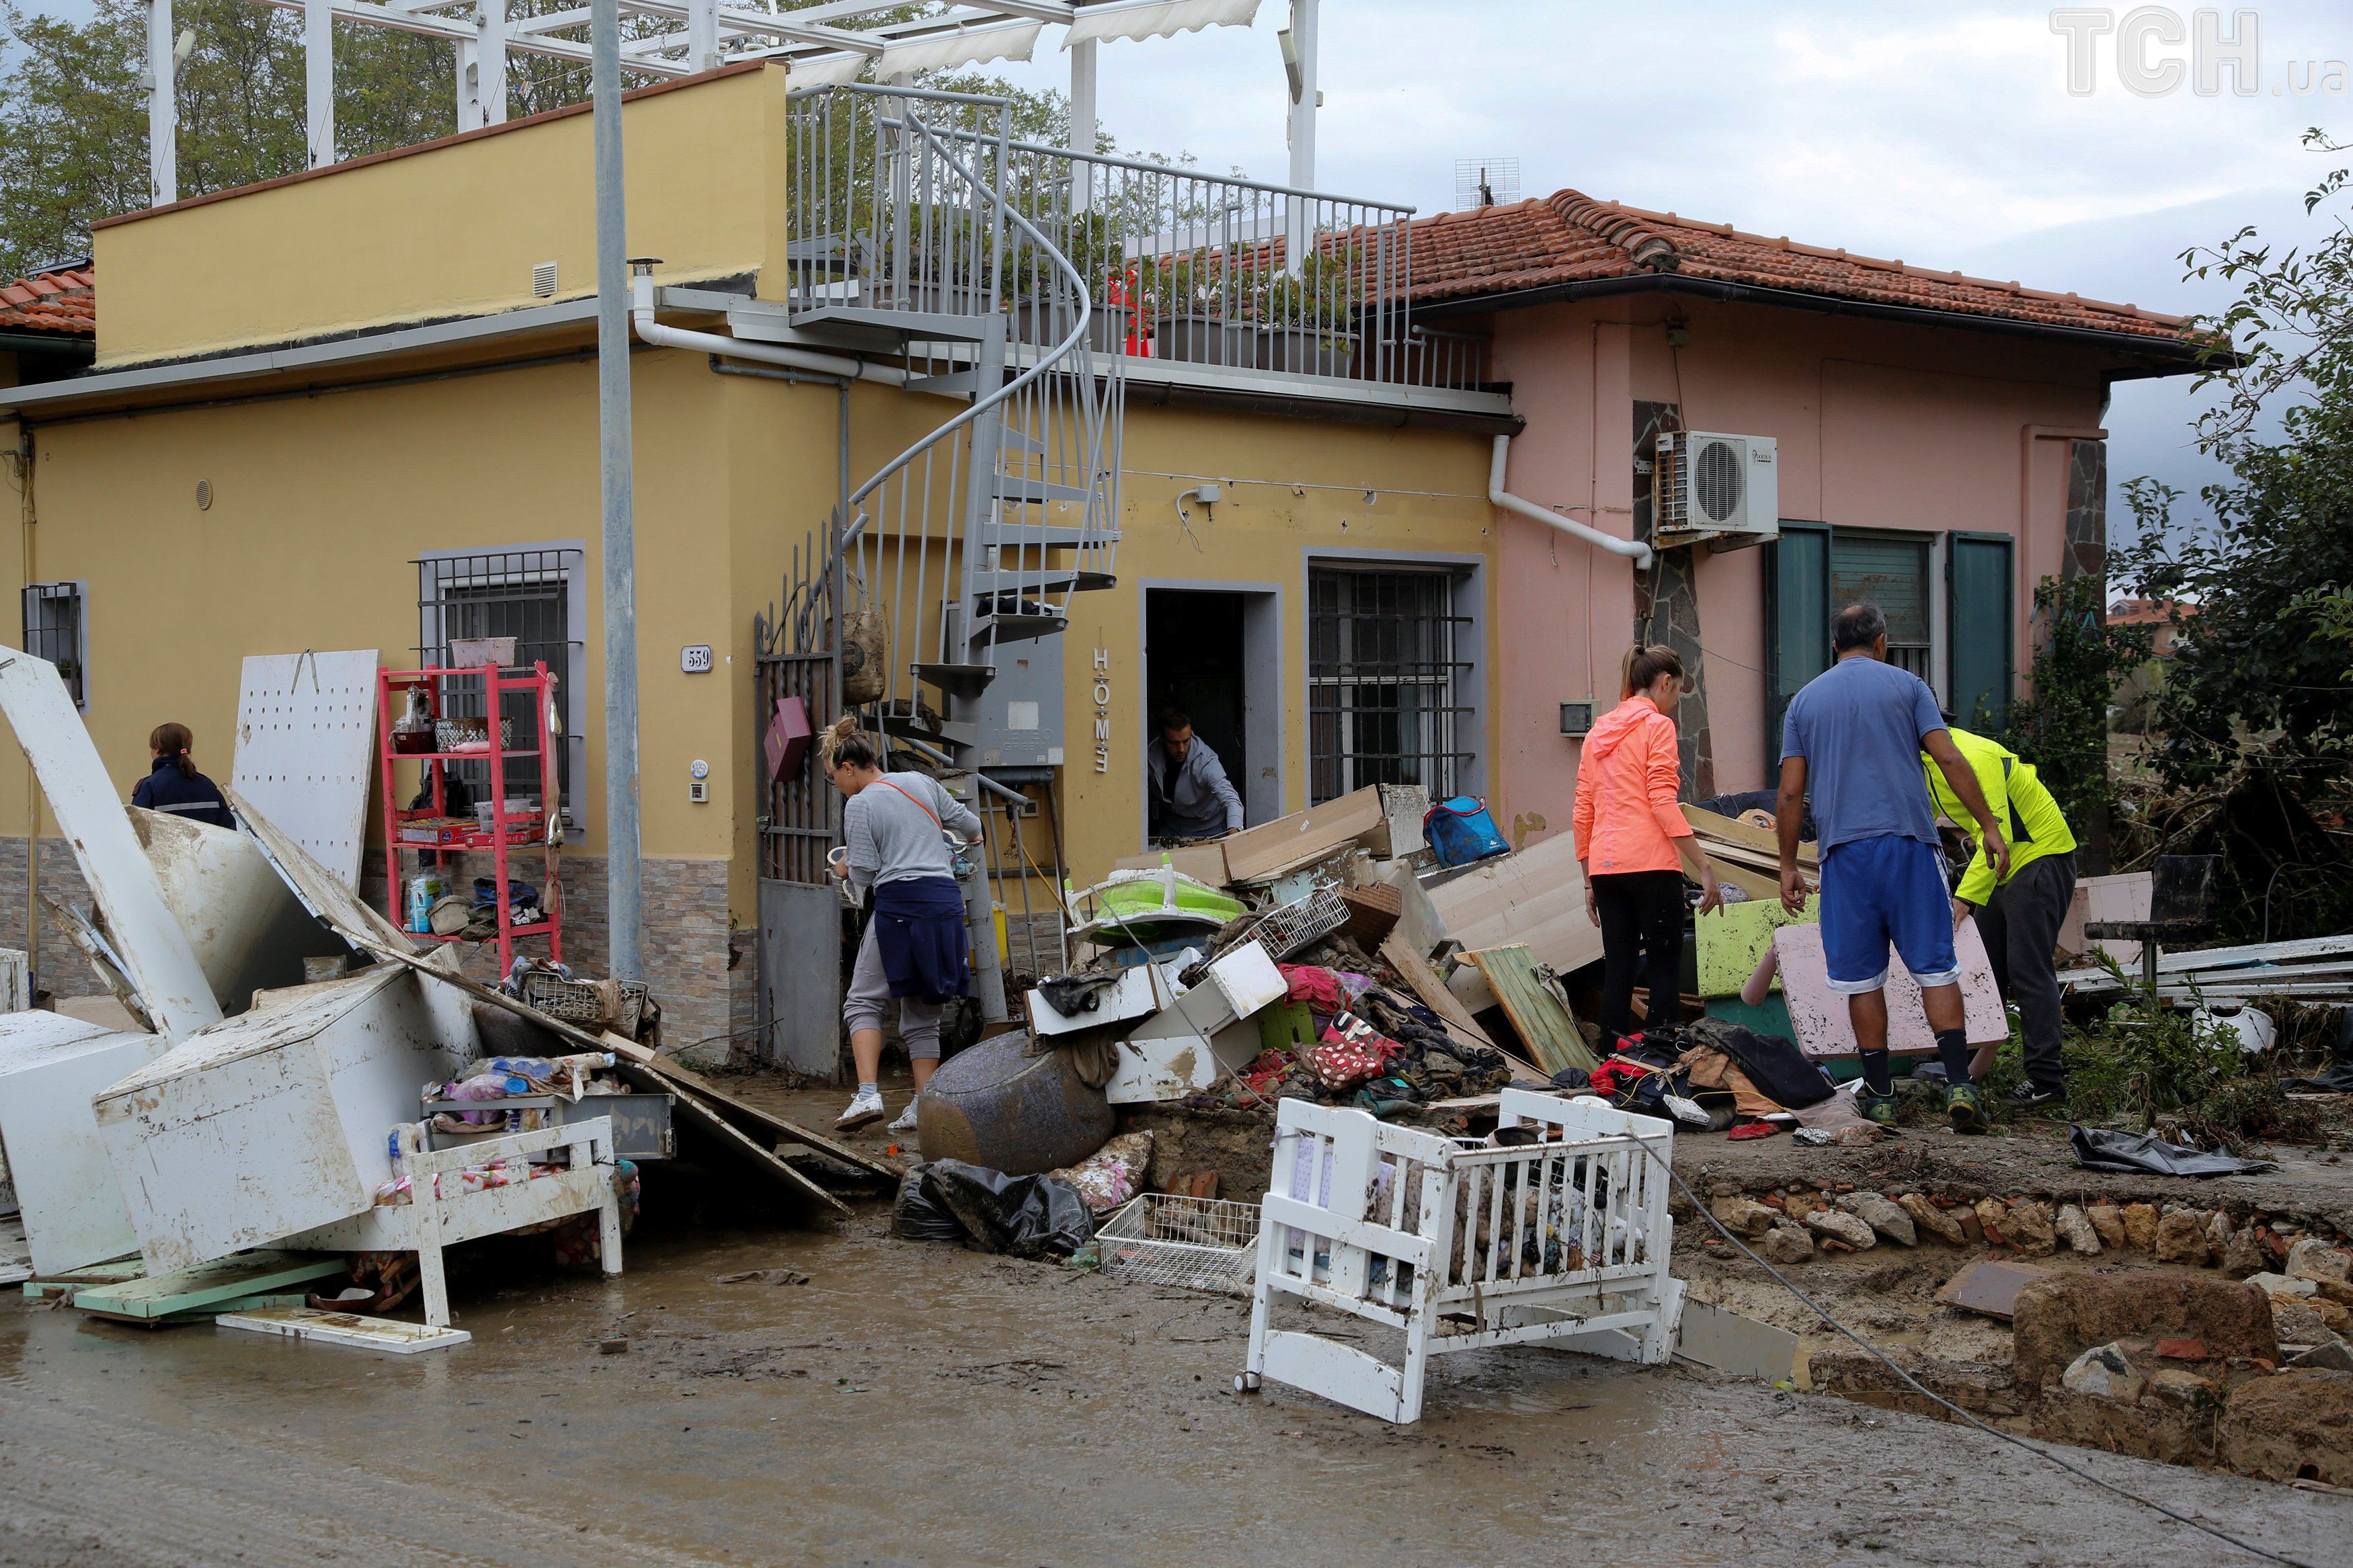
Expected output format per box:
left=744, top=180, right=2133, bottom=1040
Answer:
left=1692, top=438, right=1744, bottom=524
left=532, top=261, right=558, bottom=299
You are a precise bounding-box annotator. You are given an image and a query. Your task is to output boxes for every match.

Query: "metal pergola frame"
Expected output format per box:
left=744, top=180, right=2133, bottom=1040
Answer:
left=141, top=0, right=1310, bottom=207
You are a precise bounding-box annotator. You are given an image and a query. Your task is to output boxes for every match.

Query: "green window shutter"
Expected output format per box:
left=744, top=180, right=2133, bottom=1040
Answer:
left=1829, top=534, right=1932, bottom=648
left=1947, top=531, right=2015, bottom=731
left=1765, top=522, right=1831, bottom=776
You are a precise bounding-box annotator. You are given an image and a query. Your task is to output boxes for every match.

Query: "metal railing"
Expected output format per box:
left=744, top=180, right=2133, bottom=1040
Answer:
left=785, top=84, right=1488, bottom=393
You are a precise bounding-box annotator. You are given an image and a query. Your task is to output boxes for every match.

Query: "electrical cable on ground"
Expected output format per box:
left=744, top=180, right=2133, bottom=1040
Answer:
left=1636, top=1141, right=2319, bottom=1568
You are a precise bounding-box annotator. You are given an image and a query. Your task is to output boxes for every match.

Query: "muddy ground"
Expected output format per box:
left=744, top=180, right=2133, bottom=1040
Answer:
left=3, top=1079, right=2346, bottom=1568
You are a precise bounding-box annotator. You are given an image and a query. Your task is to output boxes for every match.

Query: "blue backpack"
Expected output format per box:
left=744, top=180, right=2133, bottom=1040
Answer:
left=1423, top=796, right=1511, bottom=867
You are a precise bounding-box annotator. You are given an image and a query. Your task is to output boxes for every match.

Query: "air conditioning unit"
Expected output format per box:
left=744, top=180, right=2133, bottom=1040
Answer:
left=1654, top=431, right=1779, bottom=548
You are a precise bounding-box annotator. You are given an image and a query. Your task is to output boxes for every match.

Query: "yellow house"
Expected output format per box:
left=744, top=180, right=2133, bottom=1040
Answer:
left=0, top=65, right=1515, bottom=1068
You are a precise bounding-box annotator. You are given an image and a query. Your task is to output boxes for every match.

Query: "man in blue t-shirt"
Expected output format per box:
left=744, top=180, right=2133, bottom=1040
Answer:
left=1776, top=602, right=2011, bottom=1130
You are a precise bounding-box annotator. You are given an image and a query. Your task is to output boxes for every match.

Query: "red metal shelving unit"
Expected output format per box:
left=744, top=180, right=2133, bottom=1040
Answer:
left=378, top=661, right=563, bottom=975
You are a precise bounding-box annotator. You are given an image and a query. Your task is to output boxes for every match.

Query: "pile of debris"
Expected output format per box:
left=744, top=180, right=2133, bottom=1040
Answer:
left=0, top=647, right=867, bottom=1351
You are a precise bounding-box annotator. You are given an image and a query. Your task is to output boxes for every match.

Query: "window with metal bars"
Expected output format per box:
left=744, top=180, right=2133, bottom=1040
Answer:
left=1308, top=566, right=1474, bottom=804
left=415, top=548, right=585, bottom=831
left=22, top=581, right=87, bottom=711
left=1830, top=533, right=1933, bottom=682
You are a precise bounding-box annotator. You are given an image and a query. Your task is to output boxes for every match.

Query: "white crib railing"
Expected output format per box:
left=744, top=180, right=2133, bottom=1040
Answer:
left=1242, top=1089, right=1683, bottom=1423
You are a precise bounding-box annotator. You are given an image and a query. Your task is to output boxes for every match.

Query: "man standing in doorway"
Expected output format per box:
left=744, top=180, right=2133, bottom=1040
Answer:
left=1147, top=708, right=1244, bottom=843
left=1778, top=603, right=2011, bottom=1130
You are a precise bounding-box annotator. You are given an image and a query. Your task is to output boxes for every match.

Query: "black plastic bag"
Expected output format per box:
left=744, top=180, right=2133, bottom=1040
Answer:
left=889, top=1159, right=1096, bottom=1258
left=2070, top=1125, right=2278, bottom=1178
left=890, top=1166, right=969, bottom=1245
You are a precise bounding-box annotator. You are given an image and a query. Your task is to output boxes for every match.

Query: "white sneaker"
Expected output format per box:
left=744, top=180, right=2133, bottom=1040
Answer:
left=887, top=1100, right=921, bottom=1134
left=836, top=1087, right=886, bottom=1129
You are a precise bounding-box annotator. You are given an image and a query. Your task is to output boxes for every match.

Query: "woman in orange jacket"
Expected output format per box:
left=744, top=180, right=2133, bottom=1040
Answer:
left=1572, top=645, right=1722, bottom=1043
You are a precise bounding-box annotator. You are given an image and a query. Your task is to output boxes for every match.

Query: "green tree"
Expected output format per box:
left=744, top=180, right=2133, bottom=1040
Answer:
left=2112, top=127, right=2353, bottom=796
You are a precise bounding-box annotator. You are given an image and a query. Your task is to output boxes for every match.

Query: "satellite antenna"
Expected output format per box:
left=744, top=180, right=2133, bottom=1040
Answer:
left=1453, top=157, right=1521, bottom=210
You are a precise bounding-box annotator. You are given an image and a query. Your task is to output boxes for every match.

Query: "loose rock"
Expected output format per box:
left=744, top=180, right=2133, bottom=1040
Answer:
left=2221, top=1225, right=2268, bottom=1278
left=2145, top=1366, right=2219, bottom=1409
left=1806, top=1208, right=1878, bottom=1251
left=2004, top=1201, right=2059, bottom=1259
left=2288, top=1339, right=2353, bottom=1373
left=2085, top=1203, right=2128, bottom=1251
left=2121, top=1202, right=2159, bottom=1252
left=1974, top=1197, right=2008, bottom=1247
left=1757, top=1224, right=1814, bottom=1265
left=2287, top=1237, right=2353, bottom=1285
left=1710, top=1196, right=1777, bottom=1240
left=2060, top=1342, right=2145, bottom=1402
left=2206, top=1210, right=2235, bottom=1263
left=2247, top=1271, right=2316, bottom=1298
left=1839, top=1192, right=1916, bottom=1248
left=2011, top=1270, right=2280, bottom=1386
left=1782, top=1190, right=1827, bottom=1225
left=1899, top=1192, right=1967, bottom=1247
left=2215, top=1369, right=2353, bottom=1485
left=2274, top=1296, right=2338, bottom=1347
left=2153, top=1210, right=2210, bottom=1266
left=2054, top=1204, right=2101, bottom=1257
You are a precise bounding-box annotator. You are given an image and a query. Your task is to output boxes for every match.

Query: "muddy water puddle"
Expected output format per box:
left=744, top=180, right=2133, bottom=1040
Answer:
left=2, top=1216, right=2344, bottom=1568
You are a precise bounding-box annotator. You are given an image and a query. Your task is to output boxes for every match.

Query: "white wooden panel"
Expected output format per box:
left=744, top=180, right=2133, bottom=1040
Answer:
left=0, top=1012, right=165, bottom=1274
left=1772, top=919, right=2005, bottom=1058
left=0, top=647, right=221, bottom=1039
left=229, top=650, right=378, bottom=893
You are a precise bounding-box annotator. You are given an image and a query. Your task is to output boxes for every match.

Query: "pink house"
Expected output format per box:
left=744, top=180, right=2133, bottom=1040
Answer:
left=1408, top=190, right=2203, bottom=862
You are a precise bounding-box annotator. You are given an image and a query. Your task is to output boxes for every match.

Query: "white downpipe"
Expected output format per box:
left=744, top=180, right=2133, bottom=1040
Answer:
left=628, top=278, right=908, bottom=386
left=1488, top=433, right=1652, bottom=570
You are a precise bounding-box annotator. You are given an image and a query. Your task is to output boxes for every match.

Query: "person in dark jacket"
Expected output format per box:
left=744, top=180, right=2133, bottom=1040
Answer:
left=131, top=722, right=235, bottom=829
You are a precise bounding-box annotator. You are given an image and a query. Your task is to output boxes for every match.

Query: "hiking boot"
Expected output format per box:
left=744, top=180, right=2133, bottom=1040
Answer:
left=835, top=1086, right=886, bottom=1129
left=2005, top=1081, right=2065, bottom=1114
left=1945, top=1082, right=1985, bottom=1134
left=1856, top=1088, right=1899, bottom=1127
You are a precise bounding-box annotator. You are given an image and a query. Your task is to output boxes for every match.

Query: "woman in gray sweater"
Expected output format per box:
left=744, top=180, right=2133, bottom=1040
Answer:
left=825, top=721, right=982, bottom=1132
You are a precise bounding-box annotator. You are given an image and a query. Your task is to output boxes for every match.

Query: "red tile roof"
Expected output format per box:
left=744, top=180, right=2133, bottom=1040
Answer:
left=1410, top=190, right=2195, bottom=345
left=0, top=266, right=95, bottom=338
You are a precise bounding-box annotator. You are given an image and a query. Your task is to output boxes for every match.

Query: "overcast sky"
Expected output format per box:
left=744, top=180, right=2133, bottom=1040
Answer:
left=974, top=0, right=2348, bottom=547
left=21, top=0, right=2346, bottom=541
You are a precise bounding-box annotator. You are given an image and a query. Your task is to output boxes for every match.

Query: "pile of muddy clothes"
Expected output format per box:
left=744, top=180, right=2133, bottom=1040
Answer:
left=1546, top=1020, right=1871, bottom=1143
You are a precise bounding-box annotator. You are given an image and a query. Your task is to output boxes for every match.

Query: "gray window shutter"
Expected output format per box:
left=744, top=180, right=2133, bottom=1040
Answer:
left=1765, top=523, right=1831, bottom=776
left=1947, top=532, right=2015, bottom=731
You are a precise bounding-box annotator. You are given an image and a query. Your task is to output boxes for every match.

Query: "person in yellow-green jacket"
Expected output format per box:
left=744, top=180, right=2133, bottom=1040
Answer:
left=1921, top=725, right=2078, bottom=1109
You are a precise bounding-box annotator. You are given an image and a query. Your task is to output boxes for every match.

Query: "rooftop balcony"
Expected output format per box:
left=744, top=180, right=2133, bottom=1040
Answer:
left=780, top=83, right=1494, bottom=402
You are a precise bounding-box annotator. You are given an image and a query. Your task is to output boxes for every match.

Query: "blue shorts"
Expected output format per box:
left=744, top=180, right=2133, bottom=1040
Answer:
left=1819, top=835, right=1959, bottom=995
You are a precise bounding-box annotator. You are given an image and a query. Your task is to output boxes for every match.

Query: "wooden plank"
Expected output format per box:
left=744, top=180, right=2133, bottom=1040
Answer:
left=1706, top=861, right=1780, bottom=903
left=1683, top=805, right=1818, bottom=869
left=616, top=1063, right=850, bottom=1216
left=79, top=1290, right=313, bottom=1327
left=600, top=1034, right=900, bottom=1182
left=69, top=1251, right=342, bottom=1320
left=1424, top=831, right=1603, bottom=1012
left=1220, top=787, right=1384, bottom=884
left=1467, top=946, right=1599, bottom=1077
left=217, top=1304, right=471, bottom=1353
left=1378, top=933, right=1539, bottom=1077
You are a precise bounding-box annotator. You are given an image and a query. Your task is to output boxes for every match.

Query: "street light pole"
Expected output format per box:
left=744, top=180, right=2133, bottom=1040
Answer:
left=591, top=0, right=643, bottom=981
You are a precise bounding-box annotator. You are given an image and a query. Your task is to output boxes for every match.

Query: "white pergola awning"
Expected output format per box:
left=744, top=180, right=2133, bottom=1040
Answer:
left=1065, top=0, right=1261, bottom=48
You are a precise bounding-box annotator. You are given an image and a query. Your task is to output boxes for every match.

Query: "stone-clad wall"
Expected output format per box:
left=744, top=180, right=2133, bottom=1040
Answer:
left=0, top=835, right=746, bottom=1065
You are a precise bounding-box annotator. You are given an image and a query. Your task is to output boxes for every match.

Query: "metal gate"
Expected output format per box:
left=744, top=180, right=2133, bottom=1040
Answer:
left=753, top=537, right=846, bottom=1079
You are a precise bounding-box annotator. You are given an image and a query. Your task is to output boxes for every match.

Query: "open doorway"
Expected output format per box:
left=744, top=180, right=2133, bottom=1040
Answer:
left=1142, top=584, right=1283, bottom=837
